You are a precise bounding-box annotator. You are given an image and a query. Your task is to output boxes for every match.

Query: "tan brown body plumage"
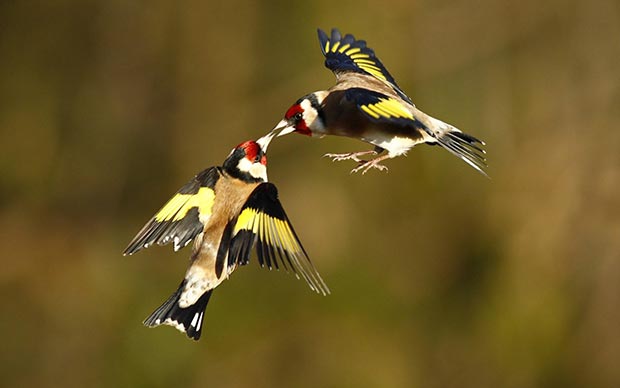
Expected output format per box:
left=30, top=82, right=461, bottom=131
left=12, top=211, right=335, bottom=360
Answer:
left=125, top=137, right=329, bottom=340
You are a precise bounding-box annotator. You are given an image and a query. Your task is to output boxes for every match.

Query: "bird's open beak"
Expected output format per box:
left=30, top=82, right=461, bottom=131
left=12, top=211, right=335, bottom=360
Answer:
left=272, top=119, right=296, bottom=137
left=256, top=131, right=277, bottom=153
left=256, top=119, right=296, bottom=152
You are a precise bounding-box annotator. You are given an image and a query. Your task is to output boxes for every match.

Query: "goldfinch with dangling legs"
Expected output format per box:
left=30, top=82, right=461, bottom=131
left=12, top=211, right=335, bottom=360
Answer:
left=124, top=133, right=329, bottom=340
left=271, top=28, right=487, bottom=176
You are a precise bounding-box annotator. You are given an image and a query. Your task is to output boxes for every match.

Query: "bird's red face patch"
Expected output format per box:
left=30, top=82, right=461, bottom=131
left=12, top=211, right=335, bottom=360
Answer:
left=284, top=104, right=311, bottom=136
left=285, top=104, right=303, bottom=120
left=236, top=140, right=261, bottom=162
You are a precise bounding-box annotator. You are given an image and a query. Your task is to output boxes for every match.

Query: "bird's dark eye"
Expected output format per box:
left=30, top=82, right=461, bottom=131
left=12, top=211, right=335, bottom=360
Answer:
left=294, top=112, right=303, bottom=121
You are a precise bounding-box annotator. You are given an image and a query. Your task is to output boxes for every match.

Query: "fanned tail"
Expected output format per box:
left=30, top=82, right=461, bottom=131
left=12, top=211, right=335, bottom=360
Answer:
left=436, top=131, right=488, bottom=177
left=143, top=279, right=213, bottom=340
left=425, top=116, right=488, bottom=177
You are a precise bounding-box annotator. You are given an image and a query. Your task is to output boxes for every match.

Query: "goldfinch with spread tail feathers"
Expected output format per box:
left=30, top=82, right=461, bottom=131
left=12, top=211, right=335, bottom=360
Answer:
left=124, top=134, right=329, bottom=340
left=272, top=28, right=487, bottom=176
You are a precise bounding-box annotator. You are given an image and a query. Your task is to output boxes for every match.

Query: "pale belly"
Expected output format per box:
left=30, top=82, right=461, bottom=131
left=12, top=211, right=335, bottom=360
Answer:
left=362, top=132, right=424, bottom=157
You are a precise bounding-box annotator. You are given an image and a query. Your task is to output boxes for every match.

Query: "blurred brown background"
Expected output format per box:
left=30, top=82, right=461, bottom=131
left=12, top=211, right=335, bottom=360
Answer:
left=1, top=0, right=619, bottom=387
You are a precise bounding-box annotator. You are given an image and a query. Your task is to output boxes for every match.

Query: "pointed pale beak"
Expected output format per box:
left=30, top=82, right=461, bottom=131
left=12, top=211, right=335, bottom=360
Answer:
left=272, top=119, right=296, bottom=137
left=256, top=130, right=277, bottom=153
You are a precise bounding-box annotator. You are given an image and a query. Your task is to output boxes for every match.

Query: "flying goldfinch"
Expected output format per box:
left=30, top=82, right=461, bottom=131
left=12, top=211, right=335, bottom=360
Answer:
left=272, top=28, right=487, bottom=175
left=124, top=134, right=329, bottom=340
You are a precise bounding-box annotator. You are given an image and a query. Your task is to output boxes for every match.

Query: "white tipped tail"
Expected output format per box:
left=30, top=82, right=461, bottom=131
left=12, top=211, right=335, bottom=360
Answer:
left=143, top=280, right=213, bottom=341
left=425, top=116, right=488, bottom=177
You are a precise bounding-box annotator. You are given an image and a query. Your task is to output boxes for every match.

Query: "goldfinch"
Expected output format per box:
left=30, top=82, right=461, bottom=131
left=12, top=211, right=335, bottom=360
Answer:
left=124, top=134, right=329, bottom=340
left=272, top=28, right=487, bottom=176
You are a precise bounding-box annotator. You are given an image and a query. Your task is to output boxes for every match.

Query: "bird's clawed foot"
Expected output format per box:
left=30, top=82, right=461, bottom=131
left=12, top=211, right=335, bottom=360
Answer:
left=323, top=150, right=378, bottom=163
left=350, top=154, right=391, bottom=175
left=324, top=149, right=391, bottom=174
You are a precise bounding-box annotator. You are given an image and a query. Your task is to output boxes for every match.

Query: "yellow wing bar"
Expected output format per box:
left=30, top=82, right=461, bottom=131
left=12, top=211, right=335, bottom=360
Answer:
left=155, top=187, right=215, bottom=222
left=234, top=208, right=302, bottom=255
left=360, top=98, right=414, bottom=120
left=229, top=183, right=330, bottom=295
left=124, top=167, right=221, bottom=255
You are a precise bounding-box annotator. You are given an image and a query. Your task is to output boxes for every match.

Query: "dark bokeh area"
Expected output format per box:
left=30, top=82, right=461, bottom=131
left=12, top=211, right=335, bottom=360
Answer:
left=2, top=1, right=619, bottom=387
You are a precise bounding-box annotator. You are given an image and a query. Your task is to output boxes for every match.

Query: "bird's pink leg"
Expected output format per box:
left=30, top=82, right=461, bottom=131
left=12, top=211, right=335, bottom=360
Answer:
left=323, top=150, right=378, bottom=163
left=350, top=153, right=392, bottom=174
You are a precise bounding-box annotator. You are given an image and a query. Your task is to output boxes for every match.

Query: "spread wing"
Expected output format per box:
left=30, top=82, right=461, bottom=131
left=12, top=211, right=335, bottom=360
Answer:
left=123, top=167, right=220, bottom=255
left=318, top=27, right=412, bottom=104
left=226, top=183, right=330, bottom=295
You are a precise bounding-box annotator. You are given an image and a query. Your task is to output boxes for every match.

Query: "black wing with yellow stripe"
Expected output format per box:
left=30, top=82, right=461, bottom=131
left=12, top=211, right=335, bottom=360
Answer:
left=318, top=28, right=412, bottom=104
left=227, top=183, right=330, bottom=295
left=123, top=167, right=220, bottom=255
left=345, top=88, right=486, bottom=170
left=345, top=87, right=426, bottom=129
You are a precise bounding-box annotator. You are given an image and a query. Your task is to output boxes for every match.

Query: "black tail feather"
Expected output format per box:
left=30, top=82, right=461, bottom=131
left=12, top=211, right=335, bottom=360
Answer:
left=143, top=279, right=213, bottom=340
left=436, top=131, right=488, bottom=177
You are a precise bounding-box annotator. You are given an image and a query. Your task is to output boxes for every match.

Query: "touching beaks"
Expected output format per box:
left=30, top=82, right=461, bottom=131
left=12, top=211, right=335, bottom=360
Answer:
left=277, top=125, right=296, bottom=137
left=272, top=119, right=296, bottom=137
left=255, top=119, right=296, bottom=153
left=256, top=131, right=277, bottom=153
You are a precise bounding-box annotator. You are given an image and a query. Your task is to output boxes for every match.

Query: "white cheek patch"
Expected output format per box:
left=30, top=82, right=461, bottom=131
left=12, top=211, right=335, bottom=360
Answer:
left=249, top=163, right=268, bottom=181
left=237, top=158, right=267, bottom=181
left=237, top=157, right=253, bottom=173
left=300, top=99, right=325, bottom=132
